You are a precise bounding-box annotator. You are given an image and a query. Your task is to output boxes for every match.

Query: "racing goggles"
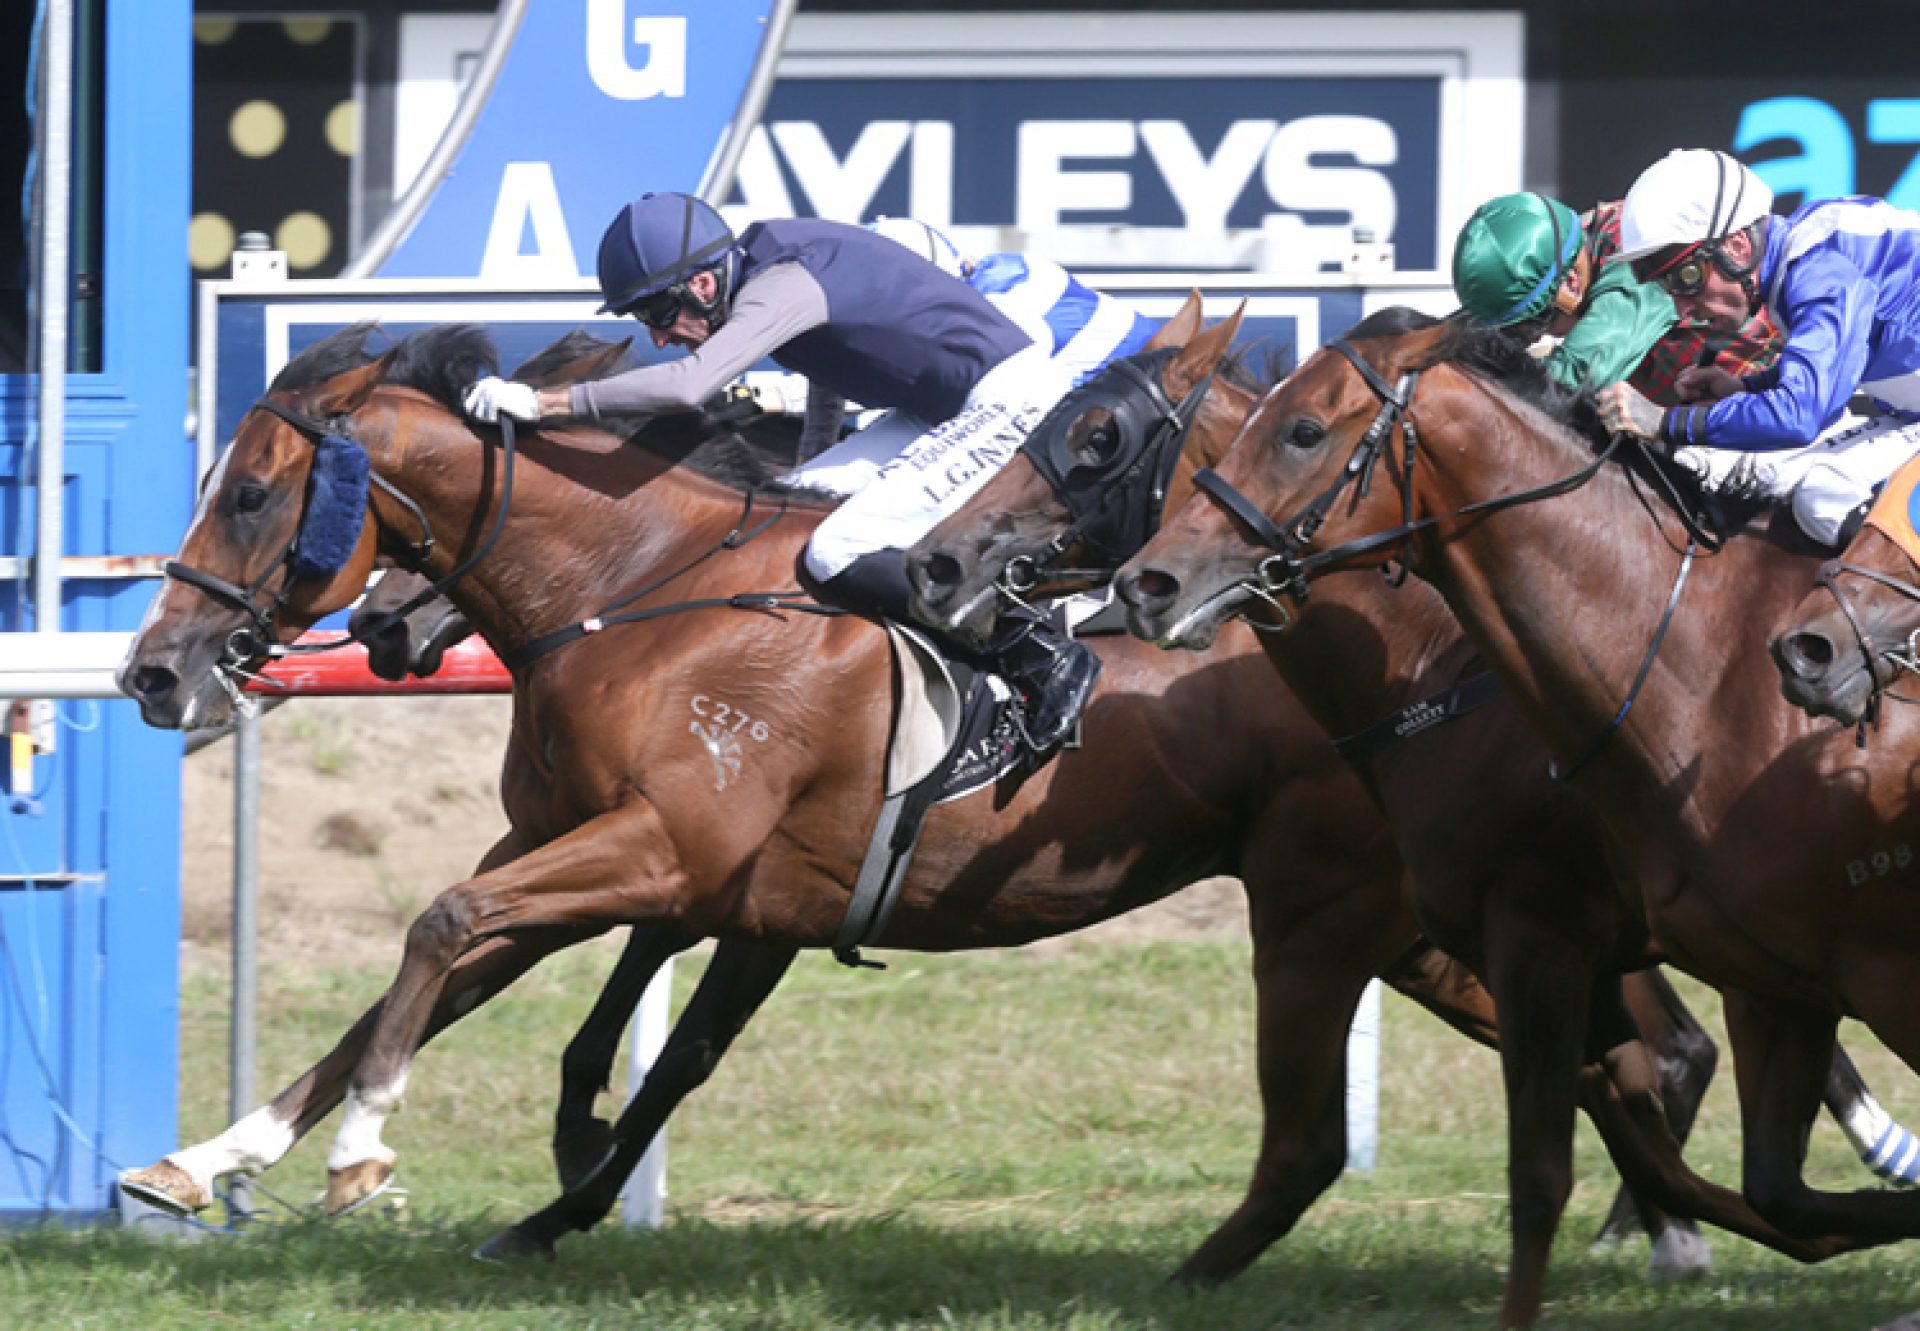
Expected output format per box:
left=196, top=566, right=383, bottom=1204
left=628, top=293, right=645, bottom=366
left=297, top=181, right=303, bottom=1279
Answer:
left=1633, top=244, right=1714, bottom=298
left=626, top=286, right=686, bottom=329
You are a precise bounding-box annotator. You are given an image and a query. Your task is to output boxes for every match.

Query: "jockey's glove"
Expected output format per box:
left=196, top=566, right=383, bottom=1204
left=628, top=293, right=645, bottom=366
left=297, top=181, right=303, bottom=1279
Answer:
left=463, top=376, right=541, bottom=424
left=705, top=381, right=783, bottom=426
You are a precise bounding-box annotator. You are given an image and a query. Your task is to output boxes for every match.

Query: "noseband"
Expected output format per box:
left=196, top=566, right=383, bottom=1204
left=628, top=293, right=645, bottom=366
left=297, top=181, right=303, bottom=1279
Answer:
left=1806, top=557, right=1920, bottom=736
left=162, top=395, right=508, bottom=692
left=1004, top=347, right=1215, bottom=594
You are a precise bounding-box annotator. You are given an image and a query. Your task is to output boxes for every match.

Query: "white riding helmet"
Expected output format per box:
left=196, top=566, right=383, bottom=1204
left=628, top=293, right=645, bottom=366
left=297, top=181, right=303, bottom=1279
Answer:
left=865, top=216, right=968, bottom=279
left=1616, top=148, right=1773, bottom=264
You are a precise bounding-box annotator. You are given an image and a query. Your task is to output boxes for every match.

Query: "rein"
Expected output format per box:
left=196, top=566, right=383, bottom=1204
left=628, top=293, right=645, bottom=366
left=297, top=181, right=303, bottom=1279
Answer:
left=1189, top=336, right=1705, bottom=779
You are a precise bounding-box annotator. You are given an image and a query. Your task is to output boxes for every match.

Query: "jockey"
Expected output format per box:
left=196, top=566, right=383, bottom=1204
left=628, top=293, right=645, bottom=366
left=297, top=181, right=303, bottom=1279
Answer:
left=1596, top=149, right=1920, bottom=546
left=459, top=192, right=1099, bottom=754
left=1452, top=191, right=1779, bottom=402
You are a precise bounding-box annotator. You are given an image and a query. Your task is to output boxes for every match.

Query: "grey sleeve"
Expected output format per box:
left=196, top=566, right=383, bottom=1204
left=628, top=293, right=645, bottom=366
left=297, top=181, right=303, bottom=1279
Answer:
left=570, top=262, right=829, bottom=418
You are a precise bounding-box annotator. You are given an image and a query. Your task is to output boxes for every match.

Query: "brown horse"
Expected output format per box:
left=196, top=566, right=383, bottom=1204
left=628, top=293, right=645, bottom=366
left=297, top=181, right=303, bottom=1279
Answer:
left=115, top=317, right=1507, bottom=1272
left=1114, top=310, right=1920, bottom=1299
left=909, top=313, right=1896, bottom=1326
left=1771, top=451, right=1920, bottom=729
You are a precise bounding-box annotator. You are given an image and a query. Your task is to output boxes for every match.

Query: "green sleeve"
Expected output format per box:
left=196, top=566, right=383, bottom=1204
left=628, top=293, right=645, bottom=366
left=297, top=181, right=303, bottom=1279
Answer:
left=1544, top=264, right=1678, bottom=391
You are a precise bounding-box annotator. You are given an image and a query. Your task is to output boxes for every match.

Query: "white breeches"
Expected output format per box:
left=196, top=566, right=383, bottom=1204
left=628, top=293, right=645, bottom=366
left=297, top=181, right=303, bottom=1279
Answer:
left=1673, top=372, right=1920, bottom=546
left=787, top=346, right=1075, bottom=581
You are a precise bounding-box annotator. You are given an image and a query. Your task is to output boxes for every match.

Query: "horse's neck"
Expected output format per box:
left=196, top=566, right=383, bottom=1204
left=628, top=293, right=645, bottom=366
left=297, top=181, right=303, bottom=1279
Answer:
left=1276, top=572, right=1471, bottom=746
left=1419, top=374, right=1812, bottom=801
left=377, top=417, right=802, bottom=655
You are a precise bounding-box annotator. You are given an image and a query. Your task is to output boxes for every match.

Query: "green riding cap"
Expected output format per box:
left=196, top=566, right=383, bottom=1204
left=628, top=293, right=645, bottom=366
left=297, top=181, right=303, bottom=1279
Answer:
left=1452, top=194, right=1585, bottom=327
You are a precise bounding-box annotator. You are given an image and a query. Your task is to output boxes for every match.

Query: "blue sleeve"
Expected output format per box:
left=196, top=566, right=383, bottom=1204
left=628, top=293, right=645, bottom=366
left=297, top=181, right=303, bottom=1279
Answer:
left=1696, top=250, right=1876, bottom=450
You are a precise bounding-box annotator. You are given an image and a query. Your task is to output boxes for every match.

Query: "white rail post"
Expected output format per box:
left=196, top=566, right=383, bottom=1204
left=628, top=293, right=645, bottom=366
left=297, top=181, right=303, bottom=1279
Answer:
left=620, top=959, right=674, bottom=1228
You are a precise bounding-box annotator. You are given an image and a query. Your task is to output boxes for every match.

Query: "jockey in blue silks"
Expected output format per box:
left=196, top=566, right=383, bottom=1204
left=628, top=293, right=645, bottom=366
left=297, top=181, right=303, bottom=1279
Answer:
left=1597, top=149, right=1920, bottom=546
left=459, top=193, right=1098, bottom=754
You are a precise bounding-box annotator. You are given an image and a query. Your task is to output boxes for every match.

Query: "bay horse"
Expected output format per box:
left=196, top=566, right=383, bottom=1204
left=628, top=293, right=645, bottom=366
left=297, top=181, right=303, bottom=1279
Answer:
left=1771, top=450, right=1920, bottom=729
left=907, top=317, right=1903, bottom=1326
left=115, top=318, right=1506, bottom=1272
left=1114, top=309, right=1920, bottom=1314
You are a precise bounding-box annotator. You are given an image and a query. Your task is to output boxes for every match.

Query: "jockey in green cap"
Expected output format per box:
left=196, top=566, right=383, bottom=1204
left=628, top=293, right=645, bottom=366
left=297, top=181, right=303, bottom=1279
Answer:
left=1452, top=192, right=1686, bottom=395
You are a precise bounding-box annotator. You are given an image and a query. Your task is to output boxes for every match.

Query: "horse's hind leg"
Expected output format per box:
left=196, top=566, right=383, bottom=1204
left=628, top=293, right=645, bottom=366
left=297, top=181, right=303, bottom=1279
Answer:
left=479, top=937, right=800, bottom=1261
left=1826, top=1041, right=1920, bottom=1187
left=1594, top=968, right=1718, bottom=1251
left=554, top=923, right=701, bottom=1190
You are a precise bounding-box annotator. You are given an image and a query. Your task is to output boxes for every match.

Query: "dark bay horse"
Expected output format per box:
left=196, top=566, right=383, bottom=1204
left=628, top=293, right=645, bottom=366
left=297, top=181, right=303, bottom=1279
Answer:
left=116, top=318, right=1507, bottom=1271
left=1114, top=311, right=1920, bottom=1297
left=908, top=316, right=1899, bottom=1326
left=1771, top=451, right=1920, bottom=727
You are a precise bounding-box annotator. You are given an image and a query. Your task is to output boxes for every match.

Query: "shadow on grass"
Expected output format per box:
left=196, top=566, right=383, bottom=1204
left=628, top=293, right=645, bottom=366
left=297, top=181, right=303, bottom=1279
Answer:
left=9, top=1210, right=1915, bottom=1330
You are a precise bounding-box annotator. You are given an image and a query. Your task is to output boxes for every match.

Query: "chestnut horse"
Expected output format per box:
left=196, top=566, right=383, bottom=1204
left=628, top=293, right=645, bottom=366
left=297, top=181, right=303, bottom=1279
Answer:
left=1115, top=310, right=1920, bottom=1312
left=908, top=317, right=1898, bottom=1326
left=116, top=318, right=1507, bottom=1271
left=1771, top=450, right=1920, bottom=730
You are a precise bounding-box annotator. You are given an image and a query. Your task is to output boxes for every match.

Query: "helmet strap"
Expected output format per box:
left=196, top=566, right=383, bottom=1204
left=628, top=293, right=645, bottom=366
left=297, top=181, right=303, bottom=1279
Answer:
left=680, top=250, right=738, bottom=333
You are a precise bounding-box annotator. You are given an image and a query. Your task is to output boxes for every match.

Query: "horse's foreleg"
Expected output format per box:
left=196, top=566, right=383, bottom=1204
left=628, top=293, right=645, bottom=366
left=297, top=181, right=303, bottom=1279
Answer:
left=1172, top=882, right=1380, bottom=1286
left=1725, top=989, right=1920, bottom=1241
left=327, top=799, right=694, bottom=1215
left=554, top=923, right=702, bottom=1190
left=1593, top=967, right=1718, bottom=1249
left=1825, top=1041, right=1920, bottom=1188
left=1482, top=931, right=1594, bottom=1330
left=480, top=937, right=801, bottom=1262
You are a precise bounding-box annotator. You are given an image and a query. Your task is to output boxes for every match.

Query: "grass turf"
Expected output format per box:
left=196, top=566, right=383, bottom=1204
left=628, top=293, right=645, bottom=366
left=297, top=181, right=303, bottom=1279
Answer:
left=6, top=938, right=1919, bottom=1328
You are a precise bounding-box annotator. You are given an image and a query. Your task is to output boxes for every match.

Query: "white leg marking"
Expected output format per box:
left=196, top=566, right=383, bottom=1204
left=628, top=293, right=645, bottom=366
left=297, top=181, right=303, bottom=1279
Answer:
left=167, top=1106, right=298, bottom=1188
left=329, top=1077, right=406, bottom=1171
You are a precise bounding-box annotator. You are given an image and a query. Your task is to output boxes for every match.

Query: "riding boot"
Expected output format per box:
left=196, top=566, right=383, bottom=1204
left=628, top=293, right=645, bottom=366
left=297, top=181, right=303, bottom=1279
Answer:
left=990, top=608, right=1102, bottom=755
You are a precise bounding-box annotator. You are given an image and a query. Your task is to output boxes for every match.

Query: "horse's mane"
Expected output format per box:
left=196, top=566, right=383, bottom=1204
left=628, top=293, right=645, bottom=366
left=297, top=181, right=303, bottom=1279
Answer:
left=269, top=322, right=388, bottom=393
left=370, top=323, right=830, bottom=505
left=1349, top=308, right=1776, bottom=530
left=1220, top=342, right=1296, bottom=396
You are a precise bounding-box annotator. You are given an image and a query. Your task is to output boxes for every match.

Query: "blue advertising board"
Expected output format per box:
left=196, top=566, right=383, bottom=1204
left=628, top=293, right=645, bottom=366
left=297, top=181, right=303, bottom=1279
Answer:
left=379, top=0, right=781, bottom=280
left=729, top=13, right=1523, bottom=276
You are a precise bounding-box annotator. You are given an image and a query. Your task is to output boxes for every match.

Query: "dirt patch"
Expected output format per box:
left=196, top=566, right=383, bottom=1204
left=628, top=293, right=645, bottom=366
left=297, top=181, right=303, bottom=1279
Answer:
left=180, top=696, right=1248, bottom=975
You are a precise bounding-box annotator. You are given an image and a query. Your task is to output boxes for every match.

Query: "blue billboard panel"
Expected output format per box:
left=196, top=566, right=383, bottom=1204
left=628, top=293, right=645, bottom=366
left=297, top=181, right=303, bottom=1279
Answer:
left=730, top=12, right=1523, bottom=277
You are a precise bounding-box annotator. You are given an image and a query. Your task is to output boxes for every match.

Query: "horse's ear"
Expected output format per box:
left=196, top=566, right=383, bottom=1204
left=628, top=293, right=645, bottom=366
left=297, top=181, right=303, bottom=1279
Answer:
left=1145, top=290, right=1205, bottom=351
left=311, top=350, right=395, bottom=415
left=1166, top=299, right=1245, bottom=398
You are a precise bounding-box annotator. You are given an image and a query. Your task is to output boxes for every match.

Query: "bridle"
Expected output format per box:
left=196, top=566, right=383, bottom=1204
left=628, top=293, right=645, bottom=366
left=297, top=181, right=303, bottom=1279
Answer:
left=162, top=395, right=510, bottom=697
left=1000, top=347, right=1215, bottom=596
left=1805, top=556, right=1920, bottom=737
left=1187, top=335, right=1712, bottom=780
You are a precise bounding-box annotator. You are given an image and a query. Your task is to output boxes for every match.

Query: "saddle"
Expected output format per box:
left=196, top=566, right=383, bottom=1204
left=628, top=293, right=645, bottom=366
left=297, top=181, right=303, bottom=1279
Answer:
left=831, top=591, right=1119, bottom=966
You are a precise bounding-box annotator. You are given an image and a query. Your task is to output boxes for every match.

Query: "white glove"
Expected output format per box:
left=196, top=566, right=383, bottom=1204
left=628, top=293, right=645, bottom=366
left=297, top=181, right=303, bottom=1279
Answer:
left=463, top=376, right=540, bottom=424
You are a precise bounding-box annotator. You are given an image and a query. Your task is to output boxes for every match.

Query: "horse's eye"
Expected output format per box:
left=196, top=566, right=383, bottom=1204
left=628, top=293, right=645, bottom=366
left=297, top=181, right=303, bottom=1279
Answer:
left=1289, top=419, right=1326, bottom=449
left=1072, top=413, right=1121, bottom=466
left=234, top=482, right=270, bottom=515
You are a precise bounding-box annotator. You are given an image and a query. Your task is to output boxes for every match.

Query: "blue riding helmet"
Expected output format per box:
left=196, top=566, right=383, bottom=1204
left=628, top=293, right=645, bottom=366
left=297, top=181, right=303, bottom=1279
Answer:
left=595, top=192, right=738, bottom=317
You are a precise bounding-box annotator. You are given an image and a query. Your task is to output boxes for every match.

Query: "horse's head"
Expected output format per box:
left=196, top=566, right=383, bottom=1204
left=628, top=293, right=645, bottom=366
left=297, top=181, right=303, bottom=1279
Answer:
left=905, top=292, right=1250, bottom=646
left=1771, top=455, right=1920, bottom=725
left=117, top=327, right=418, bottom=728
left=1117, top=309, right=1449, bottom=650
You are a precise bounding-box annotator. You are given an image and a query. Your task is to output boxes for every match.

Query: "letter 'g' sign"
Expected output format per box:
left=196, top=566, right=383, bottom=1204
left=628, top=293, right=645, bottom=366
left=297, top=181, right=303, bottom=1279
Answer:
left=380, top=0, right=776, bottom=279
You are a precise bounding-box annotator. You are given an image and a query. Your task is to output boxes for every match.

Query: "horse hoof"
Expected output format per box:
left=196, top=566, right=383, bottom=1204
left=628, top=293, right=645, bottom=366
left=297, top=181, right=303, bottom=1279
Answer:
left=1645, top=1226, right=1712, bottom=1281
left=118, top=1159, right=212, bottom=1215
left=473, top=1225, right=555, bottom=1265
left=324, top=1158, right=395, bottom=1218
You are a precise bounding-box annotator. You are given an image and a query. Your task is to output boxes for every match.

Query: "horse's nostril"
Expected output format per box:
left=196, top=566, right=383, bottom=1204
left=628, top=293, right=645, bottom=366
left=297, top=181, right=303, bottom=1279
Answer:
left=911, top=552, right=962, bottom=603
left=1119, top=568, right=1179, bottom=611
left=1785, top=630, right=1837, bottom=676
left=129, top=665, right=179, bottom=703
